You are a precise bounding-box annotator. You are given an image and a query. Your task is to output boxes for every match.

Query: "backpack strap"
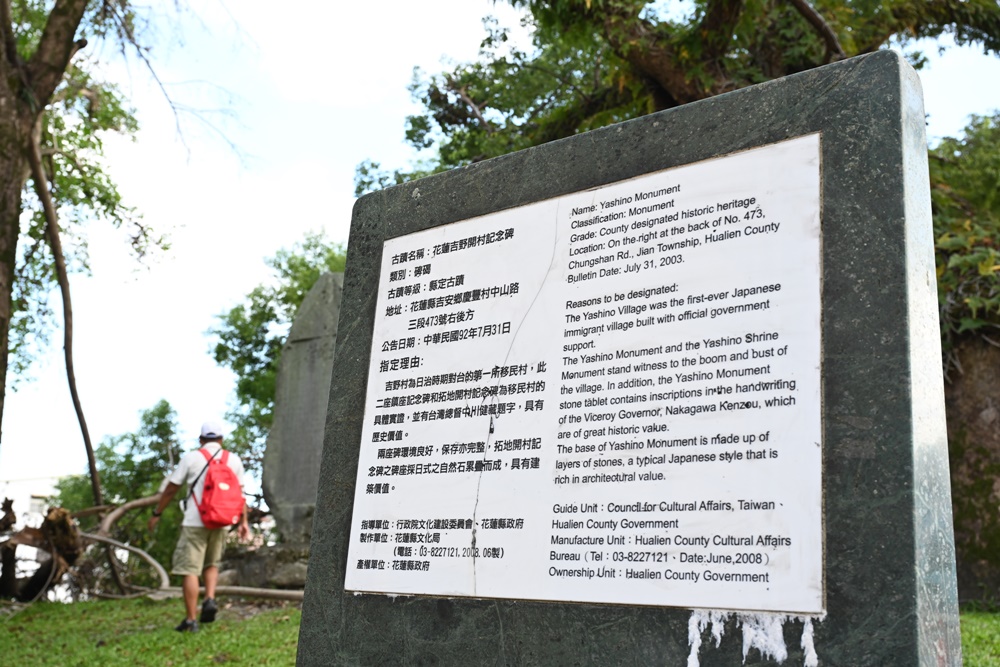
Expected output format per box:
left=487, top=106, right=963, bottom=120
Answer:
left=183, top=447, right=222, bottom=510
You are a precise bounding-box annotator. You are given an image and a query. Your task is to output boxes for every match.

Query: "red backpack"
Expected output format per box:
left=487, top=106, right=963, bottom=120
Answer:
left=193, top=448, right=245, bottom=529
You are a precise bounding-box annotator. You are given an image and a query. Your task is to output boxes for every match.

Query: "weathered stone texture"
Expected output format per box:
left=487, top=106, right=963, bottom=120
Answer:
left=262, top=272, right=344, bottom=546
left=298, top=52, right=959, bottom=666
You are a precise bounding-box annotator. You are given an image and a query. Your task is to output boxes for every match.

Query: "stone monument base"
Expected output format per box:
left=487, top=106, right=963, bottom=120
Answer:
left=222, top=545, right=309, bottom=590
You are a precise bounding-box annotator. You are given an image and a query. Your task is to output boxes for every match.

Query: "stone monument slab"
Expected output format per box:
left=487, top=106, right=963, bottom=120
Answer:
left=299, top=51, right=959, bottom=665
left=263, top=271, right=344, bottom=546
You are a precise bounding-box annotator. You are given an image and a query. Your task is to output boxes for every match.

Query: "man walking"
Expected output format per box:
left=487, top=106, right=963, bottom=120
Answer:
left=148, top=421, right=250, bottom=632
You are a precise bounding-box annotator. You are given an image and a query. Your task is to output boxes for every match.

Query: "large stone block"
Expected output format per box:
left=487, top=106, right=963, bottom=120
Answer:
left=299, top=52, right=959, bottom=665
left=262, top=272, right=344, bottom=546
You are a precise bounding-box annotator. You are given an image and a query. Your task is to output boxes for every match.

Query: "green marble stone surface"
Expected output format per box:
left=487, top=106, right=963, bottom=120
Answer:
left=297, top=51, right=960, bottom=666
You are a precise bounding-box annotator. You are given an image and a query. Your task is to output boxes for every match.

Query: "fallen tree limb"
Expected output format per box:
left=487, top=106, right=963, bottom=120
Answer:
left=156, top=585, right=304, bottom=602
left=4, top=499, right=295, bottom=602
left=70, top=505, right=115, bottom=520
left=20, top=554, right=59, bottom=604
left=79, top=532, right=169, bottom=590
left=0, top=527, right=45, bottom=549
left=92, top=591, right=151, bottom=600
left=0, top=498, right=14, bottom=532
left=1, top=527, right=45, bottom=598
left=97, top=494, right=160, bottom=537
left=4, top=508, right=83, bottom=602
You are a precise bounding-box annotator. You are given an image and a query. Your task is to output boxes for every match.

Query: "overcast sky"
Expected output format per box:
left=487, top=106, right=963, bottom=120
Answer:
left=1, top=1, right=999, bottom=504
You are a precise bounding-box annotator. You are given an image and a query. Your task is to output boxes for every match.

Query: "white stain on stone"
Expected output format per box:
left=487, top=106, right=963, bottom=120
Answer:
left=801, top=617, right=818, bottom=667
left=687, top=612, right=705, bottom=667
left=688, top=610, right=729, bottom=666
left=686, top=611, right=824, bottom=666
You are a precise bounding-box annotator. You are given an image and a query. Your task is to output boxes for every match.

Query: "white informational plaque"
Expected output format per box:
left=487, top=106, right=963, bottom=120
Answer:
left=344, top=134, right=824, bottom=614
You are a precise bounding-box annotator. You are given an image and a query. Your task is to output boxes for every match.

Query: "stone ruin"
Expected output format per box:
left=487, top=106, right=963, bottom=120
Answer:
left=223, top=272, right=343, bottom=589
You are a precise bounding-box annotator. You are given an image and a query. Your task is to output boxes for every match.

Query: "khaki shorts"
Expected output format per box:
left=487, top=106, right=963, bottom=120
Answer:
left=171, top=526, right=226, bottom=576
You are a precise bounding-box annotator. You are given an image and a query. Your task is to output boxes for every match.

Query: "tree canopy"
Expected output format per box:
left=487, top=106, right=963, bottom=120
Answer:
left=210, top=232, right=347, bottom=477
left=931, top=112, right=1000, bottom=366
left=1, top=1, right=168, bottom=443
left=357, top=0, right=1000, bottom=192
left=355, top=1, right=1000, bottom=364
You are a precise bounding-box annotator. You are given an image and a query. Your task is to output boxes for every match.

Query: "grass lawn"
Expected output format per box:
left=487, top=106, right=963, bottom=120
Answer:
left=2, top=598, right=997, bottom=665
left=962, top=611, right=1000, bottom=667
left=1, top=597, right=300, bottom=666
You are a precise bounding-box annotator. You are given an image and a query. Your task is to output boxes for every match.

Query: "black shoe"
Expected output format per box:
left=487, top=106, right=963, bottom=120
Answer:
left=200, top=597, right=218, bottom=623
left=175, top=619, right=199, bottom=633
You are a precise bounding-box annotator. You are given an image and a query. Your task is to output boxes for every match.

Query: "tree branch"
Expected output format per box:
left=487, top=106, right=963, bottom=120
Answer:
left=68, top=37, right=88, bottom=62
left=167, top=585, right=305, bottom=601
left=601, top=11, right=706, bottom=104
left=0, top=0, right=19, bottom=69
left=888, top=0, right=1000, bottom=54
left=39, top=146, right=87, bottom=183
left=97, top=493, right=160, bottom=536
left=0, top=497, right=14, bottom=532
left=700, top=0, right=746, bottom=61
left=70, top=504, right=115, bottom=519
left=519, top=61, right=590, bottom=104
left=50, top=84, right=98, bottom=107
left=445, top=77, right=494, bottom=134
left=787, top=0, right=846, bottom=62
left=24, top=0, right=90, bottom=107
left=80, top=532, right=170, bottom=590
left=535, top=81, right=647, bottom=144
left=26, top=129, right=100, bottom=509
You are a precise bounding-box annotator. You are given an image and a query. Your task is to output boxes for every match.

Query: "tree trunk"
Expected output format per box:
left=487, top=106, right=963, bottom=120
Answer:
left=0, top=42, right=15, bottom=441
left=0, top=0, right=91, bottom=446
left=0, top=498, right=17, bottom=597
left=0, top=108, right=28, bottom=443
left=0, top=544, right=15, bottom=597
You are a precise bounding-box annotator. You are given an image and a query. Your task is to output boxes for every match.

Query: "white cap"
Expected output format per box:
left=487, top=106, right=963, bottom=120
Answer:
left=200, top=421, right=225, bottom=439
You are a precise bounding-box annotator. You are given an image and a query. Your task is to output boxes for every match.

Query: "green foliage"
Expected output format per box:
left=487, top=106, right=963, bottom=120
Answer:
left=356, top=16, right=647, bottom=194
left=355, top=3, right=1000, bottom=379
left=354, top=159, right=423, bottom=197
left=930, top=113, right=1000, bottom=363
left=515, top=0, right=1000, bottom=56
left=357, top=1, right=1000, bottom=194
left=9, top=0, right=151, bottom=58
left=52, top=400, right=183, bottom=585
left=12, top=65, right=151, bottom=383
left=0, top=597, right=301, bottom=666
left=7, top=0, right=165, bottom=384
left=210, top=233, right=347, bottom=477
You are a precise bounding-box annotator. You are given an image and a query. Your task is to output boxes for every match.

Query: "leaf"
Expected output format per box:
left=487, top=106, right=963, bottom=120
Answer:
left=979, top=258, right=1000, bottom=276
left=958, top=318, right=987, bottom=333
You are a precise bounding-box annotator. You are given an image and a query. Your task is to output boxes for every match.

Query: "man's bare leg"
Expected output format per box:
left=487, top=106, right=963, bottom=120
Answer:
left=182, top=574, right=199, bottom=621
left=204, top=565, right=218, bottom=600
left=200, top=565, right=220, bottom=623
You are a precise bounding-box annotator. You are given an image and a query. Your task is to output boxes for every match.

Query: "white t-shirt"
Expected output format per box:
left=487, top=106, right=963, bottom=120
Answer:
left=168, top=442, right=246, bottom=528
